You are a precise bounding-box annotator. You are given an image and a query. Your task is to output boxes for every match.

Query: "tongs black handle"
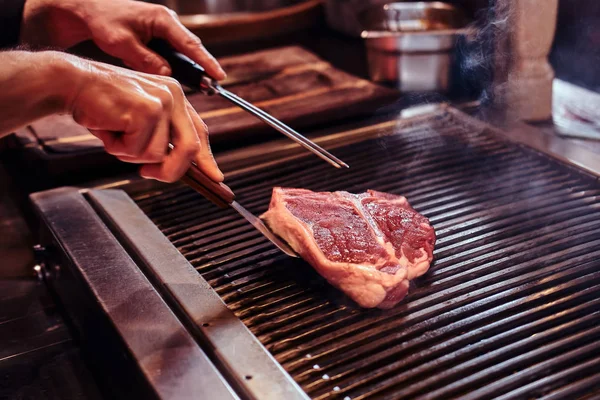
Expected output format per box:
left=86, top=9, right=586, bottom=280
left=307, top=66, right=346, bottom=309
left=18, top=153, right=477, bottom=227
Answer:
left=151, top=41, right=235, bottom=207
left=181, top=164, right=235, bottom=209
left=167, top=143, right=234, bottom=208
left=148, top=39, right=219, bottom=95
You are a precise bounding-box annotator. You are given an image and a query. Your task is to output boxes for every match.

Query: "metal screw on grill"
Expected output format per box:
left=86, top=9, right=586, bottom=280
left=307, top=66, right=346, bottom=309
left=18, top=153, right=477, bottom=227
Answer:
left=33, top=264, right=43, bottom=281
left=32, top=244, right=49, bottom=281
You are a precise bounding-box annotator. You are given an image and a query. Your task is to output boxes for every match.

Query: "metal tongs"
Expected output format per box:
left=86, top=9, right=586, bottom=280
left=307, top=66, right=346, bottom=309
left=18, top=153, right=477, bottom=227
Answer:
left=170, top=144, right=297, bottom=258
left=148, top=39, right=349, bottom=169
left=152, top=40, right=348, bottom=257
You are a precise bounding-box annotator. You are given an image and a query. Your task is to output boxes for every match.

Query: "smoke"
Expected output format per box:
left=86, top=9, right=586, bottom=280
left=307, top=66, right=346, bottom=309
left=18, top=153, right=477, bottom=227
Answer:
left=455, top=0, right=515, bottom=113
left=365, top=0, right=521, bottom=174
left=385, top=0, right=517, bottom=123
left=461, top=0, right=514, bottom=121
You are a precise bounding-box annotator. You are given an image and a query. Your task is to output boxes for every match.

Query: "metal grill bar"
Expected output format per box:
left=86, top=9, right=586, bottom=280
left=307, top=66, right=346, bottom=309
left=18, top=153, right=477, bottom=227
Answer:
left=131, top=110, right=600, bottom=399
left=266, top=249, right=600, bottom=366
left=308, top=275, right=600, bottom=398
left=540, top=370, right=600, bottom=400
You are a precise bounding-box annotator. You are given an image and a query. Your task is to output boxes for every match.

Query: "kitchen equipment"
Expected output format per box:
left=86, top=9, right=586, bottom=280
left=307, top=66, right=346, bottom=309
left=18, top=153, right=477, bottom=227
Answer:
left=324, top=0, right=387, bottom=36
left=150, top=39, right=349, bottom=169
left=360, top=2, right=471, bottom=92
left=170, top=143, right=298, bottom=257
left=31, top=106, right=600, bottom=399
left=146, top=0, right=322, bottom=45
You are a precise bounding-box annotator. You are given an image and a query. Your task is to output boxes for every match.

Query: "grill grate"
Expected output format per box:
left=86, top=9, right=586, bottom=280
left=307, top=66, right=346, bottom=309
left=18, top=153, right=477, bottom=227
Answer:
left=132, top=111, right=600, bottom=400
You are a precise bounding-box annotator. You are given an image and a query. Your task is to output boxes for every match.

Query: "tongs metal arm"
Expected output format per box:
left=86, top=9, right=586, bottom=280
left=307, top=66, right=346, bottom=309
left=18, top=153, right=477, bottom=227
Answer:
left=148, top=39, right=349, bottom=169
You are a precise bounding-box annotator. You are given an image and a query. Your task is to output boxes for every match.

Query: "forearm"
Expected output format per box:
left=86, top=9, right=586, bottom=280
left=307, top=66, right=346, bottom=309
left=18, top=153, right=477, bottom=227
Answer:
left=0, top=50, right=80, bottom=137
left=0, top=49, right=222, bottom=182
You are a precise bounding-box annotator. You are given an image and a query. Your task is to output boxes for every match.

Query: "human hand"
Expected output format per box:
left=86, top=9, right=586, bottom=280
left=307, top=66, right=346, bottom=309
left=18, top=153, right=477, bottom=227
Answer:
left=62, top=54, right=223, bottom=183
left=20, top=0, right=226, bottom=79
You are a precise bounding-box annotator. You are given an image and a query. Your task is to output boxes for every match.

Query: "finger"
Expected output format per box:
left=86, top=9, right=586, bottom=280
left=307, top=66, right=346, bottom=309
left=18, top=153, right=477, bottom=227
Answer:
left=138, top=113, right=170, bottom=163
left=152, top=7, right=226, bottom=80
left=186, top=101, right=224, bottom=182
left=140, top=90, right=199, bottom=182
left=116, top=155, right=149, bottom=164
left=99, top=31, right=171, bottom=75
left=91, top=108, right=158, bottom=159
left=107, top=116, right=167, bottom=164
left=91, top=129, right=129, bottom=161
left=91, top=128, right=134, bottom=158
left=113, top=119, right=168, bottom=166
left=90, top=129, right=116, bottom=149
left=139, top=137, right=196, bottom=182
left=115, top=152, right=164, bottom=164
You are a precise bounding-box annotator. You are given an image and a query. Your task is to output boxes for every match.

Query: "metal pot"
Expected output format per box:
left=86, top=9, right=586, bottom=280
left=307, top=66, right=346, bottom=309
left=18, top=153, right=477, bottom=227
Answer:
left=360, top=2, right=471, bottom=92
left=323, top=0, right=390, bottom=36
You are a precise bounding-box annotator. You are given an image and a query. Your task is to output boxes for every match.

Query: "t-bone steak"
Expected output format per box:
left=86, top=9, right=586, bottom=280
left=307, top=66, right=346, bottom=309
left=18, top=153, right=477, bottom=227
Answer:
left=261, top=188, right=436, bottom=309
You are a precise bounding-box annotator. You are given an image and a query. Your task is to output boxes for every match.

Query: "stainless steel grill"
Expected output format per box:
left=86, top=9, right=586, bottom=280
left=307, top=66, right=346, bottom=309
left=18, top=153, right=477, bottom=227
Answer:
left=130, top=110, right=600, bottom=400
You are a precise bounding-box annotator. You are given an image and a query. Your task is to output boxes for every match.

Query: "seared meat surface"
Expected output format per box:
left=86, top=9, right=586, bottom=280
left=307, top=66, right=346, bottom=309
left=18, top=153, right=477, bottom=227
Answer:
left=261, top=188, right=436, bottom=308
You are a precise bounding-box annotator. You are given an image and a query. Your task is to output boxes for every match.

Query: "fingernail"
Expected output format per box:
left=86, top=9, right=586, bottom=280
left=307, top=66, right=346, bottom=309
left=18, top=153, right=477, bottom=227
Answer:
left=218, top=66, right=227, bottom=79
left=159, top=66, right=171, bottom=76
left=139, top=166, right=150, bottom=179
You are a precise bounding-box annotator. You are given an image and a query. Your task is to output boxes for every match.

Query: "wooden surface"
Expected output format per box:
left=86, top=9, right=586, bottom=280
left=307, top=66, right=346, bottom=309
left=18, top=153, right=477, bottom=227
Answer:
left=13, top=46, right=398, bottom=155
left=191, top=46, right=398, bottom=143
left=0, top=165, right=36, bottom=278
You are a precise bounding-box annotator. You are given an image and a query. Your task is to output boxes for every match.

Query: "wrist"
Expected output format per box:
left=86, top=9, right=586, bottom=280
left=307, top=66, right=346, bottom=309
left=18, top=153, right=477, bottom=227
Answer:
left=0, top=50, right=91, bottom=136
left=21, top=0, right=91, bottom=48
left=37, top=51, right=91, bottom=115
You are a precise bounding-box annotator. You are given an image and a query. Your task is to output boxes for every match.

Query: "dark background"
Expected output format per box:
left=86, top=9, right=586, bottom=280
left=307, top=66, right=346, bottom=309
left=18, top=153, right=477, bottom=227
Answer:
left=550, top=0, right=600, bottom=93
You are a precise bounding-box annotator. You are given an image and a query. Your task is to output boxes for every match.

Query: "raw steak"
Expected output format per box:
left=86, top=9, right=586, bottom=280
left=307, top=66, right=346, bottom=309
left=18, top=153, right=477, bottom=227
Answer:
left=261, top=188, right=436, bottom=309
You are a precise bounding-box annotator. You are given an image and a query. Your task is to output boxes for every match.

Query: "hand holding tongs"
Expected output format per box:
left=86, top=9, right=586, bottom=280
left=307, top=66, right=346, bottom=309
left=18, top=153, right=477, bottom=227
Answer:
left=148, top=39, right=348, bottom=169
